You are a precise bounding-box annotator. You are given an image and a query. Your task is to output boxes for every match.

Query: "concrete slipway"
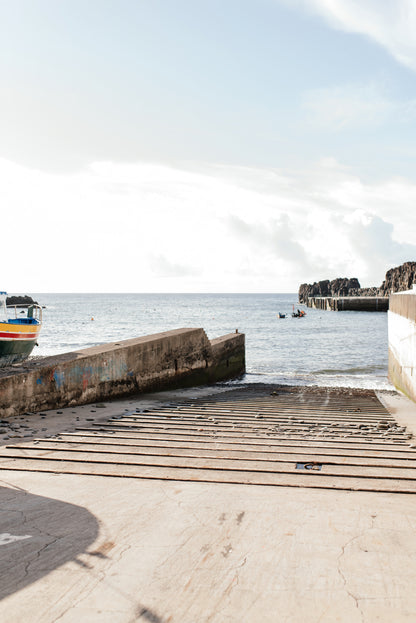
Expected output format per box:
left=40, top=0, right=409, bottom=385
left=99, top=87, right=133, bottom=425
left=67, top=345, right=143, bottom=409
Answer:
left=1, top=385, right=416, bottom=622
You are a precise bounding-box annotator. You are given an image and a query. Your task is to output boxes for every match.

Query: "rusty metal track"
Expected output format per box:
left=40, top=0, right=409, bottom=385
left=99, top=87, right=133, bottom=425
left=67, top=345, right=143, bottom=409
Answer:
left=1, top=388, right=415, bottom=493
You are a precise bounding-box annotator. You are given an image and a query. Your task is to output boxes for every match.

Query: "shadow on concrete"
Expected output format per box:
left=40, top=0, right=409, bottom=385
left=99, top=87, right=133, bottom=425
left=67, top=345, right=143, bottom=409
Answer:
left=0, top=484, right=99, bottom=601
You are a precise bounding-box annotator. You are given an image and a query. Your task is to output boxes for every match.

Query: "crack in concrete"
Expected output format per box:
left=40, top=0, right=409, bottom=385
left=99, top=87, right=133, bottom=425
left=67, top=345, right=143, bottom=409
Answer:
left=153, top=532, right=196, bottom=577
left=1, top=505, right=59, bottom=581
left=337, top=533, right=367, bottom=622
left=204, top=554, right=248, bottom=623
left=0, top=479, right=29, bottom=492
left=0, top=498, right=70, bottom=543
left=23, top=533, right=61, bottom=579
left=52, top=543, right=133, bottom=622
left=159, top=484, right=205, bottom=528
left=52, top=568, right=107, bottom=623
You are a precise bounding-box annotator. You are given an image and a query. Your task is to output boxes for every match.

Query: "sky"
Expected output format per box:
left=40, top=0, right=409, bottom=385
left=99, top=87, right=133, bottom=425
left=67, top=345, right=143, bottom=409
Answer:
left=2, top=0, right=416, bottom=293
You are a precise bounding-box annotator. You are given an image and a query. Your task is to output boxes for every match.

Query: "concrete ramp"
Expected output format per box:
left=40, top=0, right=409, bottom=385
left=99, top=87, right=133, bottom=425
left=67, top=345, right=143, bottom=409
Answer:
left=1, top=387, right=415, bottom=493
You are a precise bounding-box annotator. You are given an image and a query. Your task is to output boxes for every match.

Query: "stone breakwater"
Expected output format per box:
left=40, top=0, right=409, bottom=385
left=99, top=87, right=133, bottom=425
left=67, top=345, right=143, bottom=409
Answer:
left=0, top=328, right=245, bottom=417
left=305, top=296, right=388, bottom=312
left=299, top=261, right=416, bottom=305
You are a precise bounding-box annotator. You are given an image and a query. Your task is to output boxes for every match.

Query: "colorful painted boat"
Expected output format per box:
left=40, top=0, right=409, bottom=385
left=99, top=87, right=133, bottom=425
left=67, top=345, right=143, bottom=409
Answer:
left=0, top=292, right=42, bottom=367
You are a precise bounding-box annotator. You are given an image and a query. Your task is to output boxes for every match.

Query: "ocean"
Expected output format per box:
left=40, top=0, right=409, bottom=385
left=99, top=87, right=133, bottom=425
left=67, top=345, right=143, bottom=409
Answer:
left=30, top=293, right=392, bottom=390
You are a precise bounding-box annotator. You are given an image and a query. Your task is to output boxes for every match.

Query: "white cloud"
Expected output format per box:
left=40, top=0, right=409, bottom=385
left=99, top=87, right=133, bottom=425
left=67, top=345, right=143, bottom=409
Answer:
left=283, top=0, right=416, bottom=71
left=149, top=255, right=201, bottom=278
left=227, top=214, right=311, bottom=273
left=1, top=157, right=416, bottom=292
left=346, top=215, right=416, bottom=271
left=302, top=83, right=399, bottom=130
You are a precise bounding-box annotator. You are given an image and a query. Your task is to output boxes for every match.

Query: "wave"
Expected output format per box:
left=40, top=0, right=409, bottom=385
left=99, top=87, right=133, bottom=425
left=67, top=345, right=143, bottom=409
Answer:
left=243, top=370, right=393, bottom=391
left=314, top=365, right=386, bottom=375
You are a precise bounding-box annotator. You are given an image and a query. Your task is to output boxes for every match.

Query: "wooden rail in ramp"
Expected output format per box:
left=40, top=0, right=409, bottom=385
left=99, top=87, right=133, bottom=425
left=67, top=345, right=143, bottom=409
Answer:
left=1, top=388, right=416, bottom=493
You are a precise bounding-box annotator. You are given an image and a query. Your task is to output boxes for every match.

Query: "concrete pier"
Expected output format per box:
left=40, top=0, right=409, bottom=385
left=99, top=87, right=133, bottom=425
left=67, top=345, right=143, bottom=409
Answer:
left=307, top=296, right=389, bottom=311
left=389, top=287, right=416, bottom=401
left=0, top=328, right=245, bottom=417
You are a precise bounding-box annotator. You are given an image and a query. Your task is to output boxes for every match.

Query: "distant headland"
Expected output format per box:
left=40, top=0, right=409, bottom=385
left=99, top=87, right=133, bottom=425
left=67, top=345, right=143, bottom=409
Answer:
left=6, top=295, right=38, bottom=307
left=299, top=261, right=416, bottom=305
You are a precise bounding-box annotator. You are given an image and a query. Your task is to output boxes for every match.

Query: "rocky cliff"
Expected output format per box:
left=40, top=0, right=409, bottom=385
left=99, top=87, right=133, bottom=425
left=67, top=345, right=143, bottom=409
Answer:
left=299, top=277, right=363, bottom=304
left=379, top=261, right=416, bottom=296
left=6, top=295, right=37, bottom=307
left=299, top=261, right=416, bottom=303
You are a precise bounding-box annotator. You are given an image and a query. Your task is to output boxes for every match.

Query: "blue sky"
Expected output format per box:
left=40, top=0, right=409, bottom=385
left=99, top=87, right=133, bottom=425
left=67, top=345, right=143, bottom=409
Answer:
left=2, top=0, right=416, bottom=292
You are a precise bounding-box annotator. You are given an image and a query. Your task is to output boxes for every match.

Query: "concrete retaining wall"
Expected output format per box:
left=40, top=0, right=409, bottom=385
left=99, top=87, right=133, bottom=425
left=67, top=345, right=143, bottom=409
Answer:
left=307, top=296, right=389, bottom=311
left=0, top=328, right=245, bottom=417
left=388, top=288, right=416, bottom=402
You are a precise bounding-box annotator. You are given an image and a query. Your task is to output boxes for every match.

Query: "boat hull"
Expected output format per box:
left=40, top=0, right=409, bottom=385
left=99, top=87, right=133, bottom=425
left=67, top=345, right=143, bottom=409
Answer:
left=0, top=338, right=38, bottom=366
left=0, top=321, right=41, bottom=367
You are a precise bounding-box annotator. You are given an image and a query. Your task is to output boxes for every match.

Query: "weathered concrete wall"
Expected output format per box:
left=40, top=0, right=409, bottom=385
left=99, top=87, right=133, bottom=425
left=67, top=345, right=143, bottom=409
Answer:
left=307, top=296, right=389, bottom=312
left=0, top=328, right=245, bottom=417
left=388, top=288, right=416, bottom=402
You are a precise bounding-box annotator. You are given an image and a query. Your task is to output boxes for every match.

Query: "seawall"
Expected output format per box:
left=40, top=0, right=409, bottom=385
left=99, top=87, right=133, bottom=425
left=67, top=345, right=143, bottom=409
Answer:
left=0, top=328, right=245, bottom=417
left=388, top=288, right=416, bottom=402
left=307, top=296, right=389, bottom=312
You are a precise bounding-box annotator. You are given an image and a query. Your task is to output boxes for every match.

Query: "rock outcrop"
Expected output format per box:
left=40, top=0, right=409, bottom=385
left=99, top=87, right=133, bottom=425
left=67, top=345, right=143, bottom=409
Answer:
left=299, top=261, right=416, bottom=303
left=379, top=261, right=416, bottom=296
left=299, top=278, right=361, bottom=304
left=6, top=295, right=37, bottom=307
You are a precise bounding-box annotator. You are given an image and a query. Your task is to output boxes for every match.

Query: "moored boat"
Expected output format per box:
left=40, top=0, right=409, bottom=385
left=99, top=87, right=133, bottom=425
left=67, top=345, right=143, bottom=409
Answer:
left=0, top=292, right=42, bottom=367
left=292, top=308, right=306, bottom=317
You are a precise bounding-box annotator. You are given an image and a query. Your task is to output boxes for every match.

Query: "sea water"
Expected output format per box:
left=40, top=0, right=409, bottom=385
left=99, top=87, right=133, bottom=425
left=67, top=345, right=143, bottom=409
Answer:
left=30, top=293, right=391, bottom=390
